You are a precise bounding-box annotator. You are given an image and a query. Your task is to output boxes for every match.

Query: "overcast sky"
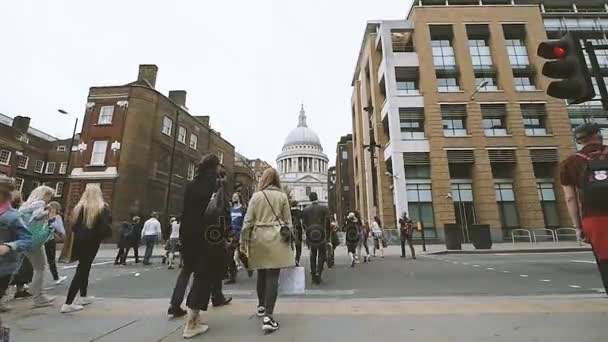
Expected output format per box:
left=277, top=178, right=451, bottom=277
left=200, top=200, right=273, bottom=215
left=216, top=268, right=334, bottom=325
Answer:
left=0, top=0, right=411, bottom=166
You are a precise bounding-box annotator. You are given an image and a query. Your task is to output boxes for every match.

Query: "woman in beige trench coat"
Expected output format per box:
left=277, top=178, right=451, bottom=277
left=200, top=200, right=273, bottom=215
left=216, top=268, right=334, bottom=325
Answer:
left=240, top=168, right=294, bottom=334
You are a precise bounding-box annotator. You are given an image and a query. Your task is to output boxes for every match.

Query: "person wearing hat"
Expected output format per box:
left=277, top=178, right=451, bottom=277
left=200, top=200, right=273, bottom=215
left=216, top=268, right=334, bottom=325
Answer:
left=344, top=213, right=360, bottom=268
left=560, top=122, right=608, bottom=294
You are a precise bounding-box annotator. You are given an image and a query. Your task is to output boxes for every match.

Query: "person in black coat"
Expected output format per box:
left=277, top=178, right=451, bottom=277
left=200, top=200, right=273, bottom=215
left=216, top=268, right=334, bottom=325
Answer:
left=301, top=192, right=331, bottom=285
left=178, top=154, right=230, bottom=338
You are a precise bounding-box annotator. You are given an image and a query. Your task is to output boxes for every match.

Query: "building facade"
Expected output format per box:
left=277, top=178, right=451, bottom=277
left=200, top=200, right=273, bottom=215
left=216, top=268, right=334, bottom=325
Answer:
left=276, top=105, right=329, bottom=209
left=0, top=114, right=73, bottom=203
left=234, top=152, right=257, bottom=203
left=334, top=134, right=356, bottom=227
left=66, top=64, right=235, bottom=234
left=352, top=0, right=583, bottom=241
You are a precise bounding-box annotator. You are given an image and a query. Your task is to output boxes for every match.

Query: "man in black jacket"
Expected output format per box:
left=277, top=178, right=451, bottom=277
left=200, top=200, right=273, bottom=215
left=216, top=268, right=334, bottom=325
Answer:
left=290, top=200, right=304, bottom=267
left=302, top=192, right=331, bottom=284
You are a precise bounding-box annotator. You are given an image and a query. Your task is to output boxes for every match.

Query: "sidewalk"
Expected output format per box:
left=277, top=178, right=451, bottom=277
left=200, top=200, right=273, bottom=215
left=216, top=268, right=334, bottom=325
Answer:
left=2, top=294, right=607, bottom=341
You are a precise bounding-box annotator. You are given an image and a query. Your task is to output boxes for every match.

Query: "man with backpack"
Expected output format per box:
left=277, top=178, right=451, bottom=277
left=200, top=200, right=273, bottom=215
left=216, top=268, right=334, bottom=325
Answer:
left=560, top=123, right=608, bottom=295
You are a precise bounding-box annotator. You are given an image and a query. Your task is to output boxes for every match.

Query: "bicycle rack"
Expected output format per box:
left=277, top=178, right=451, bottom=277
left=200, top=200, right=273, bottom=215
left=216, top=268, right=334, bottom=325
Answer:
left=511, top=229, right=533, bottom=247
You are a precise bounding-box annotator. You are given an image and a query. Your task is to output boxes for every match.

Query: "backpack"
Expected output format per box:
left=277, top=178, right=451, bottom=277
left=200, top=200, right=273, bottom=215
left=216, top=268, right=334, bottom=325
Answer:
left=576, top=146, right=608, bottom=211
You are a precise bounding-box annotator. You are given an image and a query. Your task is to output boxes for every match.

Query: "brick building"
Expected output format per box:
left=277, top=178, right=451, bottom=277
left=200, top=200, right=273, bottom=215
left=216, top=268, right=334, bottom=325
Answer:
left=334, top=134, right=356, bottom=227
left=0, top=114, right=74, bottom=203
left=234, top=152, right=257, bottom=203
left=66, top=64, right=235, bottom=233
left=351, top=0, right=590, bottom=242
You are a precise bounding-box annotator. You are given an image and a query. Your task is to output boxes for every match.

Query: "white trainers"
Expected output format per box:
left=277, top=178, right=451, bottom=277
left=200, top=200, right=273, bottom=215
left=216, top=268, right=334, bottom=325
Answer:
left=262, top=316, right=279, bottom=333
left=183, top=310, right=209, bottom=339
left=61, top=303, right=84, bottom=313
left=33, top=295, right=56, bottom=308
left=76, top=296, right=95, bottom=306
left=54, top=276, right=68, bottom=285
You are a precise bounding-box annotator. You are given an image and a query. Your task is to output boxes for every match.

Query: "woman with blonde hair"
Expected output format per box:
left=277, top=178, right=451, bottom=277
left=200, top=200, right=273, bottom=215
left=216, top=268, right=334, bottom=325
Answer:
left=240, top=168, right=294, bottom=333
left=61, top=183, right=112, bottom=313
left=19, top=185, right=56, bottom=307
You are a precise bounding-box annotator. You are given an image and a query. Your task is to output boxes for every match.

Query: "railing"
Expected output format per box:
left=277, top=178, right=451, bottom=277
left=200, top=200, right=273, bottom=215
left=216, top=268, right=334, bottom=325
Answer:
left=555, top=228, right=582, bottom=245
left=511, top=229, right=533, bottom=246
left=532, top=229, right=557, bottom=244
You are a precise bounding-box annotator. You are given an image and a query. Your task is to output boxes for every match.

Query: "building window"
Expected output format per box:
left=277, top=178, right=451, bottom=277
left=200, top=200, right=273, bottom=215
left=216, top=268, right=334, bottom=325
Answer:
left=0, top=150, right=11, bottom=166
left=407, top=183, right=436, bottom=238
left=481, top=104, right=508, bottom=136
left=397, top=80, right=419, bottom=95
left=475, top=76, right=498, bottom=91
left=395, top=67, right=419, bottom=95
left=391, top=29, right=414, bottom=52
left=537, top=182, right=560, bottom=228
left=98, top=105, right=114, bottom=125
left=14, top=177, right=24, bottom=192
left=469, top=39, right=493, bottom=69
left=45, top=162, right=56, bottom=174
left=55, top=182, right=64, bottom=197
left=34, top=160, right=44, bottom=173
left=17, top=155, right=29, bottom=169
left=344, top=185, right=350, bottom=191
left=405, top=165, right=431, bottom=179
left=505, top=38, right=530, bottom=68
left=306, top=186, right=312, bottom=196
left=432, top=39, right=456, bottom=69
left=178, top=126, right=187, bottom=144
left=342, top=151, right=348, bottom=159
left=161, top=116, right=173, bottom=136
left=495, top=183, right=519, bottom=230
left=399, top=108, right=425, bottom=139
left=56, top=145, right=66, bottom=152
left=59, top=162, right=67, bottom=174
left=189, top=133, right=198, bottom=149
left=521, top=104, right=548, bottom=136
left=513, top=76, right=536, bottom=91
left=90, top=141, right=108, bottom=166
left=441, top=105, right=468, bottom=136
left=187, top=162, right=196, bottom=181
left=437, top=77, right=460, bottom=92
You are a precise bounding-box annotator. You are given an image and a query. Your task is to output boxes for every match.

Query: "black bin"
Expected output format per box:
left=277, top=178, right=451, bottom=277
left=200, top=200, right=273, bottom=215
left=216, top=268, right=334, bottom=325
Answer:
left=470, top=224, right=492, bottom=250
left=444, top=223, right=462, bottom=250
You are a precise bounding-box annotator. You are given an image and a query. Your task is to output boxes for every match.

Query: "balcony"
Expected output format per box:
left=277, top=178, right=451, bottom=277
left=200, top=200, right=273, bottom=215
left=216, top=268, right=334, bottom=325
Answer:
left=393, top=51, right=419, bottom=68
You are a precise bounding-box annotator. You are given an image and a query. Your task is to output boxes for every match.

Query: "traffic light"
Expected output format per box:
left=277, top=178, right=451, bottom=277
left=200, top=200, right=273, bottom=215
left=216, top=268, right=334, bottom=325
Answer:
left=537, top=33, right=595, bottom=104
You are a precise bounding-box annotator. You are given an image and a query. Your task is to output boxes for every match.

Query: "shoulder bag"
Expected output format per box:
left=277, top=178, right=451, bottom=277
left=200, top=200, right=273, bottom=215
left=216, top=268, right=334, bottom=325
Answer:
left=261, top=191, right=292, bottom=245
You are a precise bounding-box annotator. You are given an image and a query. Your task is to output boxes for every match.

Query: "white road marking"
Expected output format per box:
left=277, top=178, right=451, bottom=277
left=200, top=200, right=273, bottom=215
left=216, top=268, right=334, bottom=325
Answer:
left=487, top=268, right=495, bottom=271
left=134, top=273, right=141, bottom=277
left=569, top=285, right=582, bottom=289
left=61, top=261, right=114, bottom=270
left=503, top=271, right=511, bottom=273
left=520, top=275, right=529, bottom=278
left=494, top=253, right=511, bottom=256
left=472, top=265, right=480, bottom=268
left=540, top=279, right=552, bottom=282
left=570, top=260, right=596, bottom=264
left=462, top=263, right=469, bottom=265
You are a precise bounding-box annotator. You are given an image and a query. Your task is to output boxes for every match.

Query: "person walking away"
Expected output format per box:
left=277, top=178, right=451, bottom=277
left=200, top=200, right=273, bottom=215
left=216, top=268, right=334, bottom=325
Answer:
left=344, top=213, right=360, bottom=268
left=290, top=200, right=303, bottom=266
left=19, top=185, right=56, bottom=307
left=124, top=216, right=142, bottom=264
left=179, top=154, right=224, bottom=338
left=115, top=219, right=132, bottom=265
left=61, top=184, right=112, bottom=313
left=560, top=123, right=608, bottom=295
left=226, top=193, right=246, bottom=284
left=371, top=216, right=385, bottom=258
left=240, top=168, right=294, bottom=333
left=0, top=176, right=33, bottom=313
left=141, top=213, right=162, bottom=265
left=167, top=217, right=181, bottom=269
left=355, top=212, right=370, bottom=263
left=302, top=192, right=330, bottom=285
left=7, top=190, right=32, bottom=299
left=46, top=201, right=67, bottom=284
left=399, top=213, right=416, bottom=259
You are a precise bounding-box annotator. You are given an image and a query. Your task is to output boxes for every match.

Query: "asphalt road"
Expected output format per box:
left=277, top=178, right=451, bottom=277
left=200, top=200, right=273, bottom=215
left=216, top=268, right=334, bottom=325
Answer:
left=42, top=247, right=606, bottom=300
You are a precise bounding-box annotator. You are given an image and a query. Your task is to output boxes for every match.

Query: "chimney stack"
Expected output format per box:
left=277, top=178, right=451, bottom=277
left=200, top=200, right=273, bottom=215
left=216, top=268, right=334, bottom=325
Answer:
left=168, top=90, right=187, bottom=108
left=12, top=116, right=31, bottom=133
left=137, top=64, right=158, bottom=88
left=194, top=116, right=210, bottom=127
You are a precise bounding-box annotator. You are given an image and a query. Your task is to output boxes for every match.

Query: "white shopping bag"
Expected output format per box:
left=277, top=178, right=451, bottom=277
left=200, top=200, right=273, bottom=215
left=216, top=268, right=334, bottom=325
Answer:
left=279, top=266, right=306, bottom=295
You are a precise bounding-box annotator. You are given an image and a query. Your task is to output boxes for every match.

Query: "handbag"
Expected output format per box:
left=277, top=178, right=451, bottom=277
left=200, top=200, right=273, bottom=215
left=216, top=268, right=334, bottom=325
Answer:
left=261, top=191, right=292, bottom=245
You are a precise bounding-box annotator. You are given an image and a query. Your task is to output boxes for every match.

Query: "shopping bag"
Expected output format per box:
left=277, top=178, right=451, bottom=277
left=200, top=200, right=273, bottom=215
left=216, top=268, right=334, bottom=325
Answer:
left=29, top=221, right=53, bottom=248
left=279, top=266, right=305, bottom=295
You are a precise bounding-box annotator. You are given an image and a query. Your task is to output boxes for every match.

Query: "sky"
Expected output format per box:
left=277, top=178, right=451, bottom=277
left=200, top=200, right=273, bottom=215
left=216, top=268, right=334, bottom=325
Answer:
left=0, top=0, right=412, bottom=166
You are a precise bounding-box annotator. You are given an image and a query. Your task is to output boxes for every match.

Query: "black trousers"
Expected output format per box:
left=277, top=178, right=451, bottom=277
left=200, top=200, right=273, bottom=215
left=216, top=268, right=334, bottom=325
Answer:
left=256, top=269, right=280, bottom=315
left=125, top=245, right=139, bottom=263
left=310, top=244, right=326, bottom=277
left=295, top=240, right=302, bottom=265
left=66, top=243, right=100, bottom=304
left=0, top=275, right=10, bottom=301
left=184, top=266, right=225, bottom=311
left=170, top=267, right=192, bottom=308
left=44, top=239, right=59, bottom=280
left=115, top=248, right=126, bottom=264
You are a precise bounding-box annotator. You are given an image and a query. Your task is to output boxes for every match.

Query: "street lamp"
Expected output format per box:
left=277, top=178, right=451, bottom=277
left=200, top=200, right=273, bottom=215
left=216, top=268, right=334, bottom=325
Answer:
left=57, top=109, right=78, bottom=263
left=57, top=109, right=78, bottom=192
left=470, top=80, right=489, bottom=101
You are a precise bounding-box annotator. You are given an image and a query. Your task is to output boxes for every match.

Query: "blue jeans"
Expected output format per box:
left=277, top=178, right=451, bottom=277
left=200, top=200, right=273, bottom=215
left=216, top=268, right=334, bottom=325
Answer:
left=143, top=235, right=157, bottom=264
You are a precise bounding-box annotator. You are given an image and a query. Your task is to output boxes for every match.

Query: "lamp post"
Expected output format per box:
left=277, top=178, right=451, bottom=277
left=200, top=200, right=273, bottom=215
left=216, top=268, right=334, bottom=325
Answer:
left=470, top=80, right=489, bottom=101
left=57, top=109, right=78, bottom=263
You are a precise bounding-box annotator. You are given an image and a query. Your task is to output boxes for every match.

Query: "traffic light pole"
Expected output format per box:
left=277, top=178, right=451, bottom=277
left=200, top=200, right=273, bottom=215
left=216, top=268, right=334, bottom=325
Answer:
left=585, top=41, right=608, bottom=110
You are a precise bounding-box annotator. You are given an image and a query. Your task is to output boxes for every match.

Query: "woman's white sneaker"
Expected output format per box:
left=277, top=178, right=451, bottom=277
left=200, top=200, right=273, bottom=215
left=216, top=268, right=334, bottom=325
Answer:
left=61, top=304, right=83, bottom=313
left=262, top=316, right=279, bottom=333
left=76, top=296, right=95, bottom=306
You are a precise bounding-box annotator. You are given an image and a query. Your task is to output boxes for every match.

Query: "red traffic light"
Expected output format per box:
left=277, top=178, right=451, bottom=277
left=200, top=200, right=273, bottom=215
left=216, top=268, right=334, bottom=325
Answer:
left=553, top=46, right=566, bottom=58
